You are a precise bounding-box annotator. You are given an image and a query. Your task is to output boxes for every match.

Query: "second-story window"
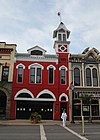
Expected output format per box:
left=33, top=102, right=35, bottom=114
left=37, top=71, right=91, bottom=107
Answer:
left=30, top=65, right=42, bottom=84
left=60, top=68, right=66, bottom=84
left=49, top=67, right=54, bottom=84
left=2, top=66, right=9, bottom=81
left=86, top=68, right=92, bottom=86
left=74, top=68, right=80, bottom=86
left=86, top=67, right=98, bottom=86
left=92, top=68, right=98, bottom=86
left=17, top=66, right=23, bottom=83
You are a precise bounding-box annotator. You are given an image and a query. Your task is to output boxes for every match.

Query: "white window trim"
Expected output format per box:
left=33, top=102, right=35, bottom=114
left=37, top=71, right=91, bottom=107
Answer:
left=14, top=88, right=34, bottom=100
left=28, top=63, right=44, bottom=70
left=36, top=89, right=56, bottom=101
left=17, top=65, right=24, bottom=83
left=28, top=63, right=44, bottom=84
left=16, top=63, right=25, bottom=69
left=30, top=66, right=42, bottom=84
left=47, top=65, right=56, bottom=85
left=85, top=65, right=98, bottom=87
left=59, top=65, right=68, bottom=71
left=73, top=66, right=81, bottom=86
left=57, top=32, right=67, bottom=41
left=47, top=65, right=56, bottom=70
left=59, top=93, right=68, bottom=101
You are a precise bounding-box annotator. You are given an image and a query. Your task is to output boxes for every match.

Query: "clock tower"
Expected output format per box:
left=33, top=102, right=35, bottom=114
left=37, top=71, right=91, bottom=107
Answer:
left=53, top=22, right=70, bottom=54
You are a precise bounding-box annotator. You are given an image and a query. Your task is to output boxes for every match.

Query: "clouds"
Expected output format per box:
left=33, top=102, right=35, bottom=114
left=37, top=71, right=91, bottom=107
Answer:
left=0, top=0, right=100, bottom=54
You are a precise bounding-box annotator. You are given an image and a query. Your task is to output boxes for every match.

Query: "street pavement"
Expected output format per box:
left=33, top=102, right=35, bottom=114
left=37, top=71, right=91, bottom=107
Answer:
left=0, top=120, right=100, bottom=140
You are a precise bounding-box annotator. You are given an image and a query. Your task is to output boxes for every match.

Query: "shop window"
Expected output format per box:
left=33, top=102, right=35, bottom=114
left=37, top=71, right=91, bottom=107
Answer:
left=2, top=66, right=9, bottom=81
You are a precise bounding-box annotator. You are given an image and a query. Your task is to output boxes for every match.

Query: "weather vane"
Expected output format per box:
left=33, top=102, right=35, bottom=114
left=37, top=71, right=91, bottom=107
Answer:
left=57, top=12, right=62, bottom=23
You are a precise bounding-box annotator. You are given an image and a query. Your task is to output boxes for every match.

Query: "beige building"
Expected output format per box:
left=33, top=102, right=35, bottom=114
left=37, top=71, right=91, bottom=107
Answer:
left=0, top=42, right=16, bottom=119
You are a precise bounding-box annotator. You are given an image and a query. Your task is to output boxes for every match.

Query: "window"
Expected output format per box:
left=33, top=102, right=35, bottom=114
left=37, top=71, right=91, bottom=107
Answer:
left=31, top=50, right=43, bottom=55
left=17, top=66, right=23, bottom=83
left=30, top=67, right=41, bottom=84
left=63, top=34, right=66, bottom=41
left=30, top=67, right=35, bottom=83
left=92, top=68, right=98, bottom=86
left=2, top=66, right=9, bottom=81
left=58, top=34, right=61, bottom=41
left=48, top=67, right=54, bottom=84
left=86, top=68, right=92, bottom=86
left=86, top=67, right=98, bottom=86
left=74, top=68, right=80, bottom=86
left=60, top=68, right=66, bottom=84
left=58, top=33, right=66, bottom=41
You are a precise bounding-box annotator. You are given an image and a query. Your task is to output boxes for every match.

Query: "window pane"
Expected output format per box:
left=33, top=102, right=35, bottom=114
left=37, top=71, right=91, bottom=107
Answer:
left=58, top=34, right=61, bottom=41
left=36, top=68, right=41, bottom=83
left=60, top=68, right=66, bottom=84
left=86, top=68, right=91, bottom=86
left=30, top=67, right=35, bottom=83
left=63, top=34, right=66, bottom=41
left=92, top=68, right=98, bottom=86
left=49, top=67, right=53, bottom=84
left=2, top=67, right=9, bottom=81
left=74, top=68, right=80, bottom=86
left=18, top=66, right=23, bottom=82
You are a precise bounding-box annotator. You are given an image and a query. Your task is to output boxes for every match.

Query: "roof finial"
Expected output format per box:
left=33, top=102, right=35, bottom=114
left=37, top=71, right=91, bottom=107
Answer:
left=57, top=12, right=62, bottom=23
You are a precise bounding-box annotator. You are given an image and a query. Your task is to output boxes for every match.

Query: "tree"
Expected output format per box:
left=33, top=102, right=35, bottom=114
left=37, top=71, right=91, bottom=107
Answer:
left=80, top=93, right=93, bottom=122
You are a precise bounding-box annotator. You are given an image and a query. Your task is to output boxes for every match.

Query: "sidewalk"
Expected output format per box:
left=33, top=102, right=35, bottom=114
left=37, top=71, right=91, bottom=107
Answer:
left=0, top=119, right=100, bottom=126
left=0, top=119, right=63, bottom=125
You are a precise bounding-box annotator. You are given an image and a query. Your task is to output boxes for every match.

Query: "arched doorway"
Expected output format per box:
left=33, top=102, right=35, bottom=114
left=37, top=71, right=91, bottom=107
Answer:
left=0, top=90, right=7, bottom=118
left=59, top=93, right=69, bottom=120
left=15, top=89, right=56, bottom=120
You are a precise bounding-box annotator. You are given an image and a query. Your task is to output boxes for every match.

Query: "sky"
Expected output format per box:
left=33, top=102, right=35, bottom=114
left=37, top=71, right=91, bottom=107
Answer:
left=0, top=0, right=100, bottom=54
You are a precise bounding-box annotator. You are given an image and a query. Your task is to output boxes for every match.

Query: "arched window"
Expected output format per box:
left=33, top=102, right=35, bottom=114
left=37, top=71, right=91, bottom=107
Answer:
left=74, top=68, right=80, bottom=86
left=16, top=64, right=25, bottom=83
left=86, top=68, right=91, bottom=86
left=17, top=65, right=23, bottom=83
left=60, top=67, right=66, bottom=84
left=48, top=67, right=54, bottom=84
left=92, top=68, right=98, bottom=86
left=29, top=63, right=43, bottom=84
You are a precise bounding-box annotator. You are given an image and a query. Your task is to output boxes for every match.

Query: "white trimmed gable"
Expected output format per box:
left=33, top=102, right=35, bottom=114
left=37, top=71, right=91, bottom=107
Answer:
left=27, top=45, right=46, bottom=55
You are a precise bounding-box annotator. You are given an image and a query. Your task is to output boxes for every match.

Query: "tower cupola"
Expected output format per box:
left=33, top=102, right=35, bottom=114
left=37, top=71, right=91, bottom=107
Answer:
left=53, top=22, right=70, bottom=54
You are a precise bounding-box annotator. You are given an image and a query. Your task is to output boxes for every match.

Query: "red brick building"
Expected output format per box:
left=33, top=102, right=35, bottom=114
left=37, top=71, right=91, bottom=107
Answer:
left=10, top=22, right=70, bottom=120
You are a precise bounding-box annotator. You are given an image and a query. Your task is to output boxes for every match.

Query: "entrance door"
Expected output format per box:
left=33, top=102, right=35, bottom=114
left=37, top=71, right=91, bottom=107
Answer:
left=0, top=90, right=7, bottom=117
left=60, top=102, right=67, bottom=119
left=16, top=101, right=53, bottom=120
